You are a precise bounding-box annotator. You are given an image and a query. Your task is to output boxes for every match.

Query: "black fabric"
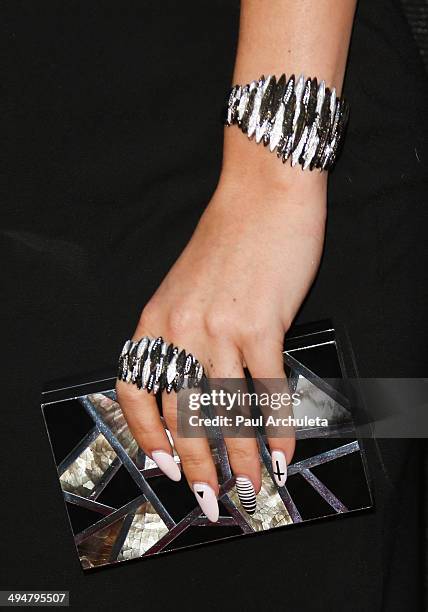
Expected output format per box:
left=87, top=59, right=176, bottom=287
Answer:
left=2, top=0, right=427, bottom=610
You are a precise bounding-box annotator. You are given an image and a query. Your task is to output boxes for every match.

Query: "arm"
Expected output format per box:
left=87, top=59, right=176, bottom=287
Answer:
left=222, top=0, right=356, bottom=188
left=116, top=0, right=357, bottom=521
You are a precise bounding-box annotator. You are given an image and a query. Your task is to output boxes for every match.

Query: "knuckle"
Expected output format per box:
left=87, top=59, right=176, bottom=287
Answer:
left=137, top=302, right=158, bottom=335
left=242, top=317, right=283, bottom=347
left=166, top=304, right=194, bottom=337
left=241, top=320, right=269, bottom=343
left=204, top=308, right=232, bottom=338
left=179, top=451, right=209, bottom=472
left=254, top=318, right=272, bottom=337
left=229, top=444, right=257, bottom=464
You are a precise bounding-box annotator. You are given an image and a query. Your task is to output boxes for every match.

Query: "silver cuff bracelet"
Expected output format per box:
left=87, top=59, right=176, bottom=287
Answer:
left=224, top=73, right=349, bottom=171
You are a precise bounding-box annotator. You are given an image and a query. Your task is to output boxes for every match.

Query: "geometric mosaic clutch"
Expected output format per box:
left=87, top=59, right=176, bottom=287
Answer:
left=41, top=320, right=373, bottom=571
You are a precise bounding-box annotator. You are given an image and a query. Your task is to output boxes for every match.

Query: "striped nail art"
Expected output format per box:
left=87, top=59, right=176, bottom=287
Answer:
left=236, top=476, right=256, bottom=515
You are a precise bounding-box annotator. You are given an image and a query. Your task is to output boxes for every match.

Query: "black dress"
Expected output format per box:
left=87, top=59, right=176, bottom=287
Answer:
left=2, top=0, right=427, bottom=609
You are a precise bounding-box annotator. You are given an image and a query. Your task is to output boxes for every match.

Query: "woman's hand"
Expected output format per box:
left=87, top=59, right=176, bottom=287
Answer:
left=116, top=140, right=327, bottom=521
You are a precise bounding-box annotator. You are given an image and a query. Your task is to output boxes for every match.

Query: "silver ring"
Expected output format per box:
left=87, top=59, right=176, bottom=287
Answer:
left=117, top=336, right=204, bottom=394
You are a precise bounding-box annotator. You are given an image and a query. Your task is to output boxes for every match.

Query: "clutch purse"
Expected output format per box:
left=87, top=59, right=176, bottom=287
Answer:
left=41, top=319, right=373, bottom=571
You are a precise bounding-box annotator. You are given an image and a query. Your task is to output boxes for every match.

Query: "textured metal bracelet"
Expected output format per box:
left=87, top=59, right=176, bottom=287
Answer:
left=117, top=336, right=204, bottom=395
left=224, top=73, right=349, bottom=171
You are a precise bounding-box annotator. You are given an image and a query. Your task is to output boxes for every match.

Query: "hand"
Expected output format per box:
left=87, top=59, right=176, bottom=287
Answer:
left=116, top=151, right=327, bottom=521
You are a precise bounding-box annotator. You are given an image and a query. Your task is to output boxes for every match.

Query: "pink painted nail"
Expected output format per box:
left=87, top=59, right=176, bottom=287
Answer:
left=151, top=450, right=181, bottom=482
left=192, top=482, right=219, bottom=523
left=271, top=450, right=288, bottom=487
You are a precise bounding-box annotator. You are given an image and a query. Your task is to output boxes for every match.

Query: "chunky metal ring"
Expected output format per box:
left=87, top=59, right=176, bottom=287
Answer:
left=117, top=336, right=204, bottom=394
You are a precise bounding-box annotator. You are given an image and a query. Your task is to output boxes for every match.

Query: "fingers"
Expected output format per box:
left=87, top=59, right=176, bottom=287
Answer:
left=162, top=390, right=219, bottom=522
left=207, top=344, right=261, bottom=514
left=116, top=333, right=220, bottom=521
left=242, top=334, right=296, bottom=488
left=115, top=338, right=182, bottom=482
left=116, top=313, right=296, bottom=528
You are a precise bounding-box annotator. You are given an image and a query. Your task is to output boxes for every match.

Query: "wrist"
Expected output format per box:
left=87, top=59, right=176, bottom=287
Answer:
left=219, top=126, right=328, bottom=198
left=210, top=154, right=327, bottom=230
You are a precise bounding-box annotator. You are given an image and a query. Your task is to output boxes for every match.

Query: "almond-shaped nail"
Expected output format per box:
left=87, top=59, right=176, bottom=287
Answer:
left=152, top=450, right=181, bottom=482
left=192, top=483, right=219, bottom=522
left=236, top=476, right=256, bottom=515
left=271, top=450, right=287, bottom=487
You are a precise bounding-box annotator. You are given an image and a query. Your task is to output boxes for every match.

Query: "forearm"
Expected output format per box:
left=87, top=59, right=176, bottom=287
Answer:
left=221, top=0, right=357, bottom=189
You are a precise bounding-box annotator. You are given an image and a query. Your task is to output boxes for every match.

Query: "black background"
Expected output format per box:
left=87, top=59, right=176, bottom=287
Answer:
left=2, top=0, right=427, bottom=610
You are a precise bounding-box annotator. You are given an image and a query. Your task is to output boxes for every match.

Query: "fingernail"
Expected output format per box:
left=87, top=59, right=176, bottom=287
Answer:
left=271, top=450, right=287, bottom=487
left=152, top=450, right=181, bottom=482
left=192, top=483, right=219, bottom=523
left=236, top=476, right=257, bottom=515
